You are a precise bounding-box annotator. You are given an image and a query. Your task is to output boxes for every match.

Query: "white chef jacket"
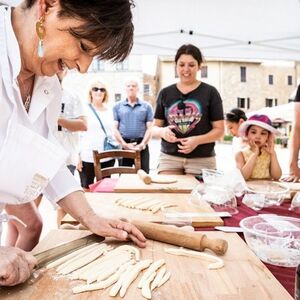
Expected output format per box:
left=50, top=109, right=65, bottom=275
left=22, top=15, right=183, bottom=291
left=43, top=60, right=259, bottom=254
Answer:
left=0, top=6, right=81, bottom=212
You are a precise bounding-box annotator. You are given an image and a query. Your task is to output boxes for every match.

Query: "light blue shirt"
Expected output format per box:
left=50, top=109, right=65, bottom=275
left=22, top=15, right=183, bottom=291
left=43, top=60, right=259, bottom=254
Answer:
left=113, top=98, right=153, bottom=139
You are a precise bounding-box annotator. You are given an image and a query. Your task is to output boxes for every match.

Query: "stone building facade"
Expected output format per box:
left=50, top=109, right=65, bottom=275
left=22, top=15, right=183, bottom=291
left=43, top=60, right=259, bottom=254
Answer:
left=157, top=57, right=298, bottom=114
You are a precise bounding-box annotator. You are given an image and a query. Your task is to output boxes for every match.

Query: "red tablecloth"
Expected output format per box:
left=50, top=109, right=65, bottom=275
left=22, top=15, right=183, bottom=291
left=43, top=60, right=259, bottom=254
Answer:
left=89, top=178, right=118, bottom=192
left=196, top=199, right=299, bottom=297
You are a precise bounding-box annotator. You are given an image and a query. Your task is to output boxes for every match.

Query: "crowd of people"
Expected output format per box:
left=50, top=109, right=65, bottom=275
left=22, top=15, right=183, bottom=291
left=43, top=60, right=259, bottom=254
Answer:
left=0, top=0, right=299, bottom=289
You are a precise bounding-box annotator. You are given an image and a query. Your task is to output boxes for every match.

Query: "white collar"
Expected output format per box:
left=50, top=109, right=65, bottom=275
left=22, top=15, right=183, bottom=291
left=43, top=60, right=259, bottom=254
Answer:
left=1, top=6, right=22, bottom=83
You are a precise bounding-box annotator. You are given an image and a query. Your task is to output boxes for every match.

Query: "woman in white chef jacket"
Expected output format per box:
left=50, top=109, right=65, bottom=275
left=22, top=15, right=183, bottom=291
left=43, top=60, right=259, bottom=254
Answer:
left=0, top=0, right=146, bottom=286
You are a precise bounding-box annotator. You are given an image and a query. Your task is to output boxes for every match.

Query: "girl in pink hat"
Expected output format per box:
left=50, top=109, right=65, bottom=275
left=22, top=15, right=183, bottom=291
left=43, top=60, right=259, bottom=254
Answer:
left=235, top=114, right=282, bottom=180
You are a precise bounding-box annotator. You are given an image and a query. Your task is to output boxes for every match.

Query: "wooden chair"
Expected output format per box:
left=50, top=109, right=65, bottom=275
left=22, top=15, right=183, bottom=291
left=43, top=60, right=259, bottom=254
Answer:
left=93, top=149, right=141, bottom=181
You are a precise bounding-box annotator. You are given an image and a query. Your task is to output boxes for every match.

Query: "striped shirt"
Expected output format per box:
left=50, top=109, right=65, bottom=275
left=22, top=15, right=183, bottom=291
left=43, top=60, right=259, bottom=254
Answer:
left=113, top=98, right=153, bottom=139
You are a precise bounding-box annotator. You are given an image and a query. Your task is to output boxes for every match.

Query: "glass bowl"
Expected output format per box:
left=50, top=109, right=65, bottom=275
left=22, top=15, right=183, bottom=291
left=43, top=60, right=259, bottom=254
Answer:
left=245, top=180, right=289, bottom=207
left=202, top=169, right=224, bottom=186
left=189, top=184, right=238, bottom=215
left=240, top=215, right=300, bottom=267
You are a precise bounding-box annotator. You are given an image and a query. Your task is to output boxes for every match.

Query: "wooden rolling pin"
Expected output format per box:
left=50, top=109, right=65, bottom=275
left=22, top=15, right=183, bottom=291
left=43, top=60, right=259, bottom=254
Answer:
left=131, top=219, right=228, bottom=256
left=137, top=169, right=152, bottom=184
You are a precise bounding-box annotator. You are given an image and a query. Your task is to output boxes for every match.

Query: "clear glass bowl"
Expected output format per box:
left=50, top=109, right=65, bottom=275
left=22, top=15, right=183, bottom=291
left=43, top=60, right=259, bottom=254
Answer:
left=202, top=169, right=224, bottom=186
left=190, top=184, right=238, bottom=215
left=240, top=215, right=300, bottom=267
left=246, top=181, right=289, bottom=207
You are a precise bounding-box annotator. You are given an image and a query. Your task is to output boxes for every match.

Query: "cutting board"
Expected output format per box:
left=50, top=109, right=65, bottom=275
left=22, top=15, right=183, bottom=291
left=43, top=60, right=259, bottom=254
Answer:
left=62, top=192, right=224, bottom=227
left=114, top=174, right=199, bottom=193
left=0, top=230, right=292, bottom=300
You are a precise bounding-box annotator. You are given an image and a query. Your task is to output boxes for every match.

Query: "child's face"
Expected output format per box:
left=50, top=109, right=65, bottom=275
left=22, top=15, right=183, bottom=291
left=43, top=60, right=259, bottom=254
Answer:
left=226, top=119, right=244, bottom=137
left=246, top=125, right=269, bottom=146
left=226, top=121, right=239, bottom=136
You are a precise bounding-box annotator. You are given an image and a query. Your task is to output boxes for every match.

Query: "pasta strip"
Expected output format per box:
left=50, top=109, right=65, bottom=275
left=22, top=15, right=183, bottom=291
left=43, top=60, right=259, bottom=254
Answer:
left=119, top=259, right=153, bottom=297
left=46, top=243, right=101, bottom=269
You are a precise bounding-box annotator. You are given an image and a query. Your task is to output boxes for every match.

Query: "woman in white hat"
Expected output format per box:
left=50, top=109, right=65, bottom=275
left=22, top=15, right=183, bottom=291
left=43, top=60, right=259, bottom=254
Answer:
left=235, top=114, right=282, bottom=180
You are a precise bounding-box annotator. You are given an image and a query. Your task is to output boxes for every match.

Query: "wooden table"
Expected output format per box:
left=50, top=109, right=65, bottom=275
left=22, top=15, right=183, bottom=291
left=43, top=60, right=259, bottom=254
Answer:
left=114, top=174, right=199, bottom=193
left=61, top=192, right=224, bottom=228
left=0, top=230, right=292, bottom=299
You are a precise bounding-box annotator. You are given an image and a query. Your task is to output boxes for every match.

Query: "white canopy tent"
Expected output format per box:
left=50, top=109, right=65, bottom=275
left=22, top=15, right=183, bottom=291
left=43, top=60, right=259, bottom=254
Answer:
left=247, top=102, right=295, bottom=122
left=132, top=0, right=300, bottom=61
left=4, top=0, right=300, bottom=61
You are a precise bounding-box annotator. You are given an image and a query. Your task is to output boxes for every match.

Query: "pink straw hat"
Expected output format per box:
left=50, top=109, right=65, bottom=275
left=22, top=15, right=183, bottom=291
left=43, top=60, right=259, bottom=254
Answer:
left=239, top=114, right=281, bottom=137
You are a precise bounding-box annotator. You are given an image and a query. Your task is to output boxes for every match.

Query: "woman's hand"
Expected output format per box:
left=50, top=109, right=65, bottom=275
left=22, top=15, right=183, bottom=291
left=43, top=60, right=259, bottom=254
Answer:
left=58, top=192, right=147, bottom=247
left=281, top=170, right=300, bottom=182
left=0, top=246, right=37, bottom=286
left=88, top=216, right=147, bottom=248
left=160, top=125, right=179, bottom=143
left=177, top=136, right=199, bottom=154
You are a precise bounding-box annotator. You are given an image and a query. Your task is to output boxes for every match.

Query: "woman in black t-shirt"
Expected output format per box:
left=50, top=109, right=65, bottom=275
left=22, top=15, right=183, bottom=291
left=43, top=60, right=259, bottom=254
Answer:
left=152, top=44, right=224, bottom=175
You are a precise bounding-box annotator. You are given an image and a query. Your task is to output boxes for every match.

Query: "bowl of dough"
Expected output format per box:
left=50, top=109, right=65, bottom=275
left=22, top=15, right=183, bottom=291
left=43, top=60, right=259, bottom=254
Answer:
left=240, top=215, right=300, bottom=267
left=245, top=180, right=289, bottom=207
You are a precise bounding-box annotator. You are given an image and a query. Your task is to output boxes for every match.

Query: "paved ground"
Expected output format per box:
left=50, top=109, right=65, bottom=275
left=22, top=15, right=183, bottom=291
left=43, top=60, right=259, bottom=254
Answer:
left=1, top=139, right=290, bottom=243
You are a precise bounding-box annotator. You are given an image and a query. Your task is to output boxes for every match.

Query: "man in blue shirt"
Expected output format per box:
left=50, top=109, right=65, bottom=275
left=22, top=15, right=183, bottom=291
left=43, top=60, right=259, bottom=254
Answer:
left=113, top=79, right=153, bottom=173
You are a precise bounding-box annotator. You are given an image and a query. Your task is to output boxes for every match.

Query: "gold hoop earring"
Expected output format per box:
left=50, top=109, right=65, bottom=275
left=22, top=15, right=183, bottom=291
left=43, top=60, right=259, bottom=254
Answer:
left=36, top=16, right=45, bottom=57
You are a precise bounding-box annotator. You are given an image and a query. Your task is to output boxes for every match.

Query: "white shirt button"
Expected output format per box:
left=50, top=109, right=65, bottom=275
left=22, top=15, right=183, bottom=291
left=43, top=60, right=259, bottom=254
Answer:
left=44, top=89, right=49, bottom=95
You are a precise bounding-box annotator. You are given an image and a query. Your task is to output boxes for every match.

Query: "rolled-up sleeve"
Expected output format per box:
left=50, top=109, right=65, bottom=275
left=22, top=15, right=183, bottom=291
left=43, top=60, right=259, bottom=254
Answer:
left=43, top=166, right=82, bottom=207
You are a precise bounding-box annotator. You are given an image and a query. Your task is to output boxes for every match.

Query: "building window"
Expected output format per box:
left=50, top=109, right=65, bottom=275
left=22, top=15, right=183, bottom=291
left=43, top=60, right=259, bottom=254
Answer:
left=240, top=67, right=246, bottom=82
left=98, top=60, right=105, bottom=71
left=201, top=66, right=208, bottom=78
left=288, top=75, right=293, bottom=85
left=115, top=59, right=128, bottom=71
left=144, top=84, right=150, bottom=96
left=237, top=97, right=245, bottom=108
left=268, top=75, right=273, bottom=85
left=247, top=98, right=250, bottom=109
left=115, top=93, right=122, bottom=102
left=265, top=98, right=273, bottom=107
left=89, top=59, right=105, bottom=72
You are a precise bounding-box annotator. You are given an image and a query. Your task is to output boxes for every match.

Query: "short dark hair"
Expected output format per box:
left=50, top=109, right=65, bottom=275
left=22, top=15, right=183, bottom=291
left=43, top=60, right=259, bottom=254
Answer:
left=225, top=108, right=247, bottom=123
left=175, top=44, right=204, bottom=65
left=24, top=0, right=135, bottom=62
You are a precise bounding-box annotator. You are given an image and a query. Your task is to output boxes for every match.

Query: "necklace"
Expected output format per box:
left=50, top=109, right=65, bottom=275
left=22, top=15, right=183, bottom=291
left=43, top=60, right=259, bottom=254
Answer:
left=17, top=75, right=34, bottom=113
left=23, top=95, right=31, bottom=112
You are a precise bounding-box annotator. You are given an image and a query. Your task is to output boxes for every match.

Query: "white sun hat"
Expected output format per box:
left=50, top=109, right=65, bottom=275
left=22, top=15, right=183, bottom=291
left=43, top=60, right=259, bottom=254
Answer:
left=239, top=114, right=281, bottom=137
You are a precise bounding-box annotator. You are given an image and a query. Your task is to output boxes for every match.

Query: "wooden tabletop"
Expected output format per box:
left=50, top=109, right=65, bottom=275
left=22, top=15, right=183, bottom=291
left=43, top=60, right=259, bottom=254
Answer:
left=61, top=192, right=224, bottom=228
left=114, top=174, right=199, bottom=193
left=0, top=230, right=292, bottom=300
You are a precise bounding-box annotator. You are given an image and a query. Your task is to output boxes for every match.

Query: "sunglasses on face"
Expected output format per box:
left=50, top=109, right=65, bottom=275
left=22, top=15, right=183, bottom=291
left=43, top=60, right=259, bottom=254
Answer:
left=91, top=87, right=106, bottom=92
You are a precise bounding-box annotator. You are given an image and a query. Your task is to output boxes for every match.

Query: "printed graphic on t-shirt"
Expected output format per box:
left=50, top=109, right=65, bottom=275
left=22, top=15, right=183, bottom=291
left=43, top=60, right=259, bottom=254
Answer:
left=167, top=98, right=202, bottom=135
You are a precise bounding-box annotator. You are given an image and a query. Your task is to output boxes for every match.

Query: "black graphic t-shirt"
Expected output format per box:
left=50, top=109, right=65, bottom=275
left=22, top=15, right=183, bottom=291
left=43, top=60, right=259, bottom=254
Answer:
left=154, top=82, right=224, bottom=158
